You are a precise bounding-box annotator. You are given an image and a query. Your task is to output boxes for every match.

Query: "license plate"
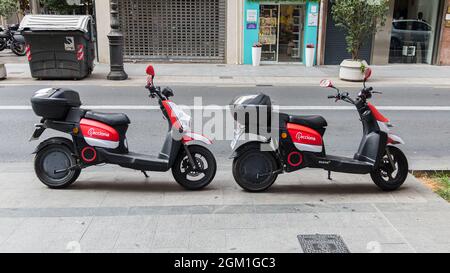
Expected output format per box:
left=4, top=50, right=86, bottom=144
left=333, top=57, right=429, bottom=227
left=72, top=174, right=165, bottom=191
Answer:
left=29, top=124, right=46, bottom=141
left=231, top=127, right=244, bottom=149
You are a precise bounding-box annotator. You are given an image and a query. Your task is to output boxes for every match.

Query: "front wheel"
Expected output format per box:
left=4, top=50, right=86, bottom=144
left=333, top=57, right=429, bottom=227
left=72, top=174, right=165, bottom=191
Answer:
left=371, top=146, right=408, bottom=191
left=172, top=145, right=216, bottom=190
left=232, top=149, right=278, bottom=192
left=34, top=144, right=81, bottom=189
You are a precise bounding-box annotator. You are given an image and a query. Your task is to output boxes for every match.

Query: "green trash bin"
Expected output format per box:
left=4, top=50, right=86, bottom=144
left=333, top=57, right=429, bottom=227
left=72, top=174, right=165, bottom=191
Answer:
left=19, top=15, right=96, bottom=80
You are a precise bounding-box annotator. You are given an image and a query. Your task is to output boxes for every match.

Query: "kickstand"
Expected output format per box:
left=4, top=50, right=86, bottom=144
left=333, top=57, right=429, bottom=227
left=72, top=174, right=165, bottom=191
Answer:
left=141, top=171, right=149, bottom=178
left=328, top=171, right=332, bottom=181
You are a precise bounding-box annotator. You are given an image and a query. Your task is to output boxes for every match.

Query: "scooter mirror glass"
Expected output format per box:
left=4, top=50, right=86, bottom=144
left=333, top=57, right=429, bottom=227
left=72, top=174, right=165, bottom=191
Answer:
left=320, top=79, right=333, bottom=88
left=146, top=65, right=155, bottom=78
left=364, top=68, right=372, bottom=81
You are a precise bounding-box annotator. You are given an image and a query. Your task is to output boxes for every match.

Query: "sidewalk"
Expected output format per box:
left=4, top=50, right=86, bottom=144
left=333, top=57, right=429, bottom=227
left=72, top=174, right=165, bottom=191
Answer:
left=0, top=162, right=449, bottom=253
left=2, top=50, right=450, bottom=87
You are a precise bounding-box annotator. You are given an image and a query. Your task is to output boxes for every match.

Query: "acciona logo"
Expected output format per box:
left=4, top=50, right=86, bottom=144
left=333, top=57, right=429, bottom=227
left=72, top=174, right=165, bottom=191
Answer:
left=296, top=132, right=316, bottom=142
left=88, top=128, right=110, bottom=138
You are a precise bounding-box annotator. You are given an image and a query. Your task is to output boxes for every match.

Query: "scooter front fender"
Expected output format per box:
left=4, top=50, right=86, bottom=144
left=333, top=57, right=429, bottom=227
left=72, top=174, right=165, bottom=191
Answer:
left=387, top=134, right=405, bottom=145
left=182, top=132, right=212, bottom=146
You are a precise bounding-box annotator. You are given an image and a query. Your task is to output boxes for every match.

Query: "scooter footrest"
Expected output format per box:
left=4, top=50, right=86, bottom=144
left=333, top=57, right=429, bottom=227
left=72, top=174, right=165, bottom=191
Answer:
left=96, top=149, right=169, bottom=172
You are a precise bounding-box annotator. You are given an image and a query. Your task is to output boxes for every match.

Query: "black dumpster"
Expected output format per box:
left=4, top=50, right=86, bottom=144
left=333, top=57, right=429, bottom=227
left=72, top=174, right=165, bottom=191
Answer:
left=19, top=15, right=95, bottom=80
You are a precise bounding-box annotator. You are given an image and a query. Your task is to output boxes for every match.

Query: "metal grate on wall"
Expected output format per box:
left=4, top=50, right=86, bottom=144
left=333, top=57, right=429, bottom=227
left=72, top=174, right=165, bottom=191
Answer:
left=118, top=0, right=226, bottom=62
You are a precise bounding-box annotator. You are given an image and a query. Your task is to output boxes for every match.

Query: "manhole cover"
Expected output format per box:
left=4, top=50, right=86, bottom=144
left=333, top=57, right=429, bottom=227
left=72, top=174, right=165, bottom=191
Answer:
left=297, top=234, right=350, bottom=253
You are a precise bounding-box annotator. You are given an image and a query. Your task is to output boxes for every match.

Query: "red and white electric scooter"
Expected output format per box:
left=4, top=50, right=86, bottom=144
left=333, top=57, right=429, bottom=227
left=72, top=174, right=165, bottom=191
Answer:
left=30, top=65, right=216, bottom=190
left=230, top=68, right=408, bottom=192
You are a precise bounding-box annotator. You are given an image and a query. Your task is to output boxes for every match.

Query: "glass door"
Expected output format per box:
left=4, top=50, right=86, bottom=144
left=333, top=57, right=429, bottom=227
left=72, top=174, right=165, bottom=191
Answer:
left=259, top=5, right=279, bottom=62
left=259, top=4, right=305, bottom=63
left=278, top=5, right=304, bottom=62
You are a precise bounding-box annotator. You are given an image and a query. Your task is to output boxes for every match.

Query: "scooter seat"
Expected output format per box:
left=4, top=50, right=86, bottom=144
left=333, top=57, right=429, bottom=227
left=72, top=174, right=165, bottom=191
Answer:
left=84, top=111, right=130, bottom=126
left=289, top=115, right=327, bottom=130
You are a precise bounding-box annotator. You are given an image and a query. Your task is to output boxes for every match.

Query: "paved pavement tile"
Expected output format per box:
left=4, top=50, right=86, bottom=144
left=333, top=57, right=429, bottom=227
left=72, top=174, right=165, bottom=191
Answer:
left=0, top=163, right=449, bottom=253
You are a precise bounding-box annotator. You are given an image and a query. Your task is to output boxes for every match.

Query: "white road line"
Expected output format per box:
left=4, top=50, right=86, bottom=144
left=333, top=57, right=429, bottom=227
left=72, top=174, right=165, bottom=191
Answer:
left=1, top=105, right=450, bottom=111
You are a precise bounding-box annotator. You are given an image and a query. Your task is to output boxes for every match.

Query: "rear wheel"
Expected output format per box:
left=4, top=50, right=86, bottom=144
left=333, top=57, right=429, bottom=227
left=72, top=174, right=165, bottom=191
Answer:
left=34, top=144, right=80, bottom=189
left=371, top=146, right=408, bottom=191
left=0, top=39, right=6, bottom=51
left=11, top=42, right=26, bottom=56
left=172, top=145, right=216, bottom=190
left=232, top=149, right=278, bottom=192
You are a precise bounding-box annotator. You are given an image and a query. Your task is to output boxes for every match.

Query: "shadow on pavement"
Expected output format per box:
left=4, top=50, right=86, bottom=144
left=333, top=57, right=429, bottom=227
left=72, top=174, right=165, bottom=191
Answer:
left=69, top=180, right=218, bottom=193
left=265, top=183, right=408, bottom=195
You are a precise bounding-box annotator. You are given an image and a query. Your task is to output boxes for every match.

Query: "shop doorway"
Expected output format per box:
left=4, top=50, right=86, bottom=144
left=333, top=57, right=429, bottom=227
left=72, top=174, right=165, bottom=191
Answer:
left=389, top=0, right=440, bottom=64
left=259, top=4, right=305, bottom=63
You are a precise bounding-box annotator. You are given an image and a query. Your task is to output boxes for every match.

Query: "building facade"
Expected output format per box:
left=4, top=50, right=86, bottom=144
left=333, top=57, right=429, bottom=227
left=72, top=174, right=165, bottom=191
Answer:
left=95, top=0, right=450, bottom=66
left=95, top=0, right=243, bottom=64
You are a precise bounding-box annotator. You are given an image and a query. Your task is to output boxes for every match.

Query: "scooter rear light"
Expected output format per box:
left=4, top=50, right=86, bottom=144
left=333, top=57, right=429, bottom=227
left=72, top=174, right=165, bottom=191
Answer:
left=77, top=44, right=85, bottom=61
left=25, top=44, right=31, bottom=61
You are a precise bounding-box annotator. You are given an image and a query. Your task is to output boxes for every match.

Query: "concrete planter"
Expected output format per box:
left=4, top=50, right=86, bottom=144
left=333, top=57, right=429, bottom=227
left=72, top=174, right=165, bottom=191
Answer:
left=305, top=47, right=315, bottom=67
left=339, top=59, right=369, bottom=82
left=252, top=46, right=262, bottom=67
left=0, top=63, right=6, bottom=80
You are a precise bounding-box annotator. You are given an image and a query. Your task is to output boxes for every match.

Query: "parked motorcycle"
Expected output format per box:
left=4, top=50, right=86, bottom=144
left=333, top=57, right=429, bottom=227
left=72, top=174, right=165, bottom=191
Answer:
left=30, top=65, right=217, bottom=190
left=0, top=24, right=26, bottom=56
left=230, top=68, right=409, bottom=192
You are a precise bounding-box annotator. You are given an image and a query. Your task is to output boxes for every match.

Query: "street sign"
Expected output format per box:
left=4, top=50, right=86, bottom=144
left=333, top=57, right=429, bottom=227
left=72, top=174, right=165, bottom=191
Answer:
left=64, top=36, right=75, bottom=51
left=247, top=9, right=257, bottom=22
left=247, top=23, right=257, bottom=30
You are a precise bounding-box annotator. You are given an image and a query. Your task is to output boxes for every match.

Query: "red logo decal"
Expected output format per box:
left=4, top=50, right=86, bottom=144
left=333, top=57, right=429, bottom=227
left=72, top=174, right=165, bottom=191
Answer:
left=296, top=132, right=317, bottom=142
left=87, top=128, right=110, bottom=138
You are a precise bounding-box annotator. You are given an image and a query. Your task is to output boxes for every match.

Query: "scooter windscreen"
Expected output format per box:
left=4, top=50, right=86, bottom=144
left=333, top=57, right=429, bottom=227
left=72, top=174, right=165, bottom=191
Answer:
left=167, top=101, right=191, bottom=130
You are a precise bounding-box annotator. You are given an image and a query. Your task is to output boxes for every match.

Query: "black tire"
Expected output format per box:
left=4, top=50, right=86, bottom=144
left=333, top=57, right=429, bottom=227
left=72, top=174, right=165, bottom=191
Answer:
left=172, top=145, right=216, bottom=190
left=232, top=149, right=278, bottom=192
left=0, top=39, right=6, bottom=51
left=371, top=146, right=408, bottom=191
left=11, top=42, right=26, bottom=56
left=34, top=144, right=81, bottom=189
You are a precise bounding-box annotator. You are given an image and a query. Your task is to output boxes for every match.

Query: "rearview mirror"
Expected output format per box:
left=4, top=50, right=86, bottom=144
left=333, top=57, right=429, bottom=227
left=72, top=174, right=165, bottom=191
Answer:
left=320, top=79, right=334, bottom=88
left=162, top=87, right=174, bottom=98
left=364, top=68, right=372, bottom=81
left=146, top=65, right=155, bottom=78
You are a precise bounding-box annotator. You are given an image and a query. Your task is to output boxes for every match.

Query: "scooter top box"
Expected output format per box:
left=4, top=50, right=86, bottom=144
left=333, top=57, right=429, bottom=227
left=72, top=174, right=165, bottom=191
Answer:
left=230, top=93, right=272, bottom=127
left=31, top=88, right=82, bottom=120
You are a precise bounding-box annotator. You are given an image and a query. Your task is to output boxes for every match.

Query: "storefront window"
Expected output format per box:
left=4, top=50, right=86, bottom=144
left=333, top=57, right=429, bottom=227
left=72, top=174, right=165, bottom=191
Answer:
left=260, top=5, right=279, bottom=62
left=389, top=0, right=440, bottom=64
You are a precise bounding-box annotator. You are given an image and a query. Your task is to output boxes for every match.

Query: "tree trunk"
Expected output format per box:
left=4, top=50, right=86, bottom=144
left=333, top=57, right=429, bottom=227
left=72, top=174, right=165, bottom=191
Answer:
left=30, top=0, right=40, bottom=14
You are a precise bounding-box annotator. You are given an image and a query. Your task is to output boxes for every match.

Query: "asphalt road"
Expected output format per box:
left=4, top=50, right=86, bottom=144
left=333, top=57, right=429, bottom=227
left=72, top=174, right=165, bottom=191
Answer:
left=0, top=85, right=449, bottom=170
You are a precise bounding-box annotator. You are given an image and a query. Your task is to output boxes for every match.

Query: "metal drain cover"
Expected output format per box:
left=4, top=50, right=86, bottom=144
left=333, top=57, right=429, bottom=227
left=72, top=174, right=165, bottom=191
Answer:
left=297, top=234, right=350, bottom=253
